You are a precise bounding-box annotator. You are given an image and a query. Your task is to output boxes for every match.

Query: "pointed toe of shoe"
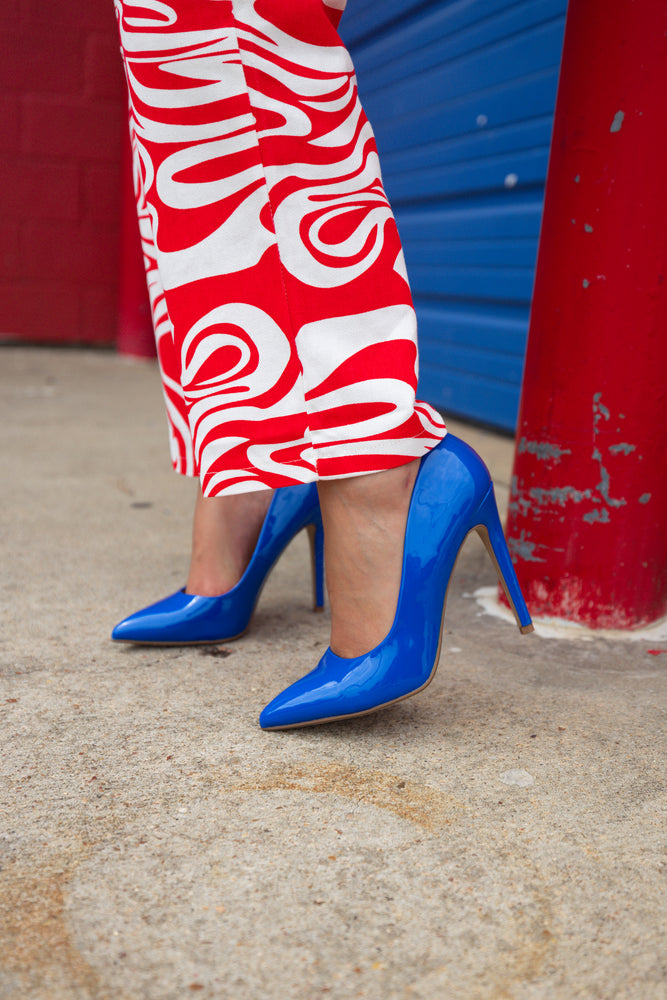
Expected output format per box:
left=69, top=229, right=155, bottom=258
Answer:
left=259, top=646, right=411, bottom=729
left=259, top=682, right=330, bottom=730
left=259, top=696, right=300, bottom=730
left=259, top=652, right=350, bottom=729
left=111, top=590, right=189, bottom=643
left=111, top=614, right=146, bottom=642
left=110, top=590, right=244, bottom=644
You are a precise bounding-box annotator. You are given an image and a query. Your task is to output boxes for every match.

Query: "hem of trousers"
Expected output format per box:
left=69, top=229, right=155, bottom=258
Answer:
left=171, top=432, right=448, bottom=496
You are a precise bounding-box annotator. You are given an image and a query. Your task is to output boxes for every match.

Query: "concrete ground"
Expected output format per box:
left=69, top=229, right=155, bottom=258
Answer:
left=0, top=346, right=665, bottom=1000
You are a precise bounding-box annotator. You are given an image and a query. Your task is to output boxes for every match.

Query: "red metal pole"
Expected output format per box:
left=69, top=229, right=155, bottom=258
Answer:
left=117, top=125, right=156, bottom=359
left=505, top=0, right=667, bottom=628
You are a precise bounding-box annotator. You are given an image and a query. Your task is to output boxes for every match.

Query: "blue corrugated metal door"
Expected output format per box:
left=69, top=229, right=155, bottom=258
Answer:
left=340, top=0, right=568, bottom=431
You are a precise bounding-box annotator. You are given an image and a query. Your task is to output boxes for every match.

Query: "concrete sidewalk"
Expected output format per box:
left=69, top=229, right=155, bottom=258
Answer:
left=1, top=346, right=665, bottom=1000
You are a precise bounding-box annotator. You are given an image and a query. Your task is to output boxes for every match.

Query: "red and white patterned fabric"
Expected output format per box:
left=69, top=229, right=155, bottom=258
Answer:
left=115, top=0, right=446, bottom=495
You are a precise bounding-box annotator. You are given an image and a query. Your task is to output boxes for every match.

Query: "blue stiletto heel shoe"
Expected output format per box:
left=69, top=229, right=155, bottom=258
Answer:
left=259, top=435, right=533, bottom=730
left=112, top=482, right=324, bottom=645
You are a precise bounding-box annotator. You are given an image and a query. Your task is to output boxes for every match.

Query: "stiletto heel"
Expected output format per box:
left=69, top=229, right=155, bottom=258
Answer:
left=306, top=522, right=325, bottom=612
left=259, top=435, right=533, bottom=730
left=112, top=482, right=322, bottom=645
left=473, top=488, right=534, bottom=634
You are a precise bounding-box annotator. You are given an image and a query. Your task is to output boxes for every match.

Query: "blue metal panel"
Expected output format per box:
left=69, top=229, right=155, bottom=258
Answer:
left=341, top=0, right=568, bottom=431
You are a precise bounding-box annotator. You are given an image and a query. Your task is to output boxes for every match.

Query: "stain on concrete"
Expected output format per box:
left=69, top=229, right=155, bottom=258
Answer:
left=200, top=645, right=234, bottom=659
left=608, top=443, right=636, bottom=455
left=494, top=916, right=557, bottom=998
left=639, top=493, right=652, bottom=504
left=234, top=762, right=463, bottom=834
left=0, top=858, right=101, bottom=998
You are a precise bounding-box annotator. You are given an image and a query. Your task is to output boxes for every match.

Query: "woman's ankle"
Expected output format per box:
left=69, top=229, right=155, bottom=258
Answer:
left=317, top=460, right=419, bottom=658
left=186, top=487, right=274, bottom=596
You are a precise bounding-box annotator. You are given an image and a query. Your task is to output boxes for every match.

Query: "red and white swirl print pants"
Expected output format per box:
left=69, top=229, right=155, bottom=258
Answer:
left=116, top=0, right=446, bottom=495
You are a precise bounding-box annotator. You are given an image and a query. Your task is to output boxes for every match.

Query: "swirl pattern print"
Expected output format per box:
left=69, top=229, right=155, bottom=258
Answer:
left=115, top=0, right=446, bottom=495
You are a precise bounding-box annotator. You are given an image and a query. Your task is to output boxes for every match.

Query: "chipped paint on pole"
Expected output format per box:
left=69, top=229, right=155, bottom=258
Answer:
left=505, top=0, right=667, bottom=628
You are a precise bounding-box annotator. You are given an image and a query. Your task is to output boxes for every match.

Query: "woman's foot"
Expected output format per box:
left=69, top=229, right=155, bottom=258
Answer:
left=186, top=487, right=274, bottom=596
left=112, top=483, right=321, bottom=645
left=317, top=460, right=420, bottom=658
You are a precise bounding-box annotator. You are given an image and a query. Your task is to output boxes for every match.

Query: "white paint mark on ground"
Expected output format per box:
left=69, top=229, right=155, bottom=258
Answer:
left=472, top=586, right=667, bottom=641
left=500, top=769, right=535, bottom=787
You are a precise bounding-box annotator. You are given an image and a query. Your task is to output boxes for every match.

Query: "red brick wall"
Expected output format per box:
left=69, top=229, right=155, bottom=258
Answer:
left=1, top=0, right=127, bottom=344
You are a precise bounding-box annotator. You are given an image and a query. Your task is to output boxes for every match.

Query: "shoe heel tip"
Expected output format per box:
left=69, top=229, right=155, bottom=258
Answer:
left=520, top=622, right=535, bottom=635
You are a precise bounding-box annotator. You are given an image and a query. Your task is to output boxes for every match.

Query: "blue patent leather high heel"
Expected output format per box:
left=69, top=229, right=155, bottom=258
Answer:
left=259, top=435, right=533, bottom=729
left=112, top=482, right=324, bottom=645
